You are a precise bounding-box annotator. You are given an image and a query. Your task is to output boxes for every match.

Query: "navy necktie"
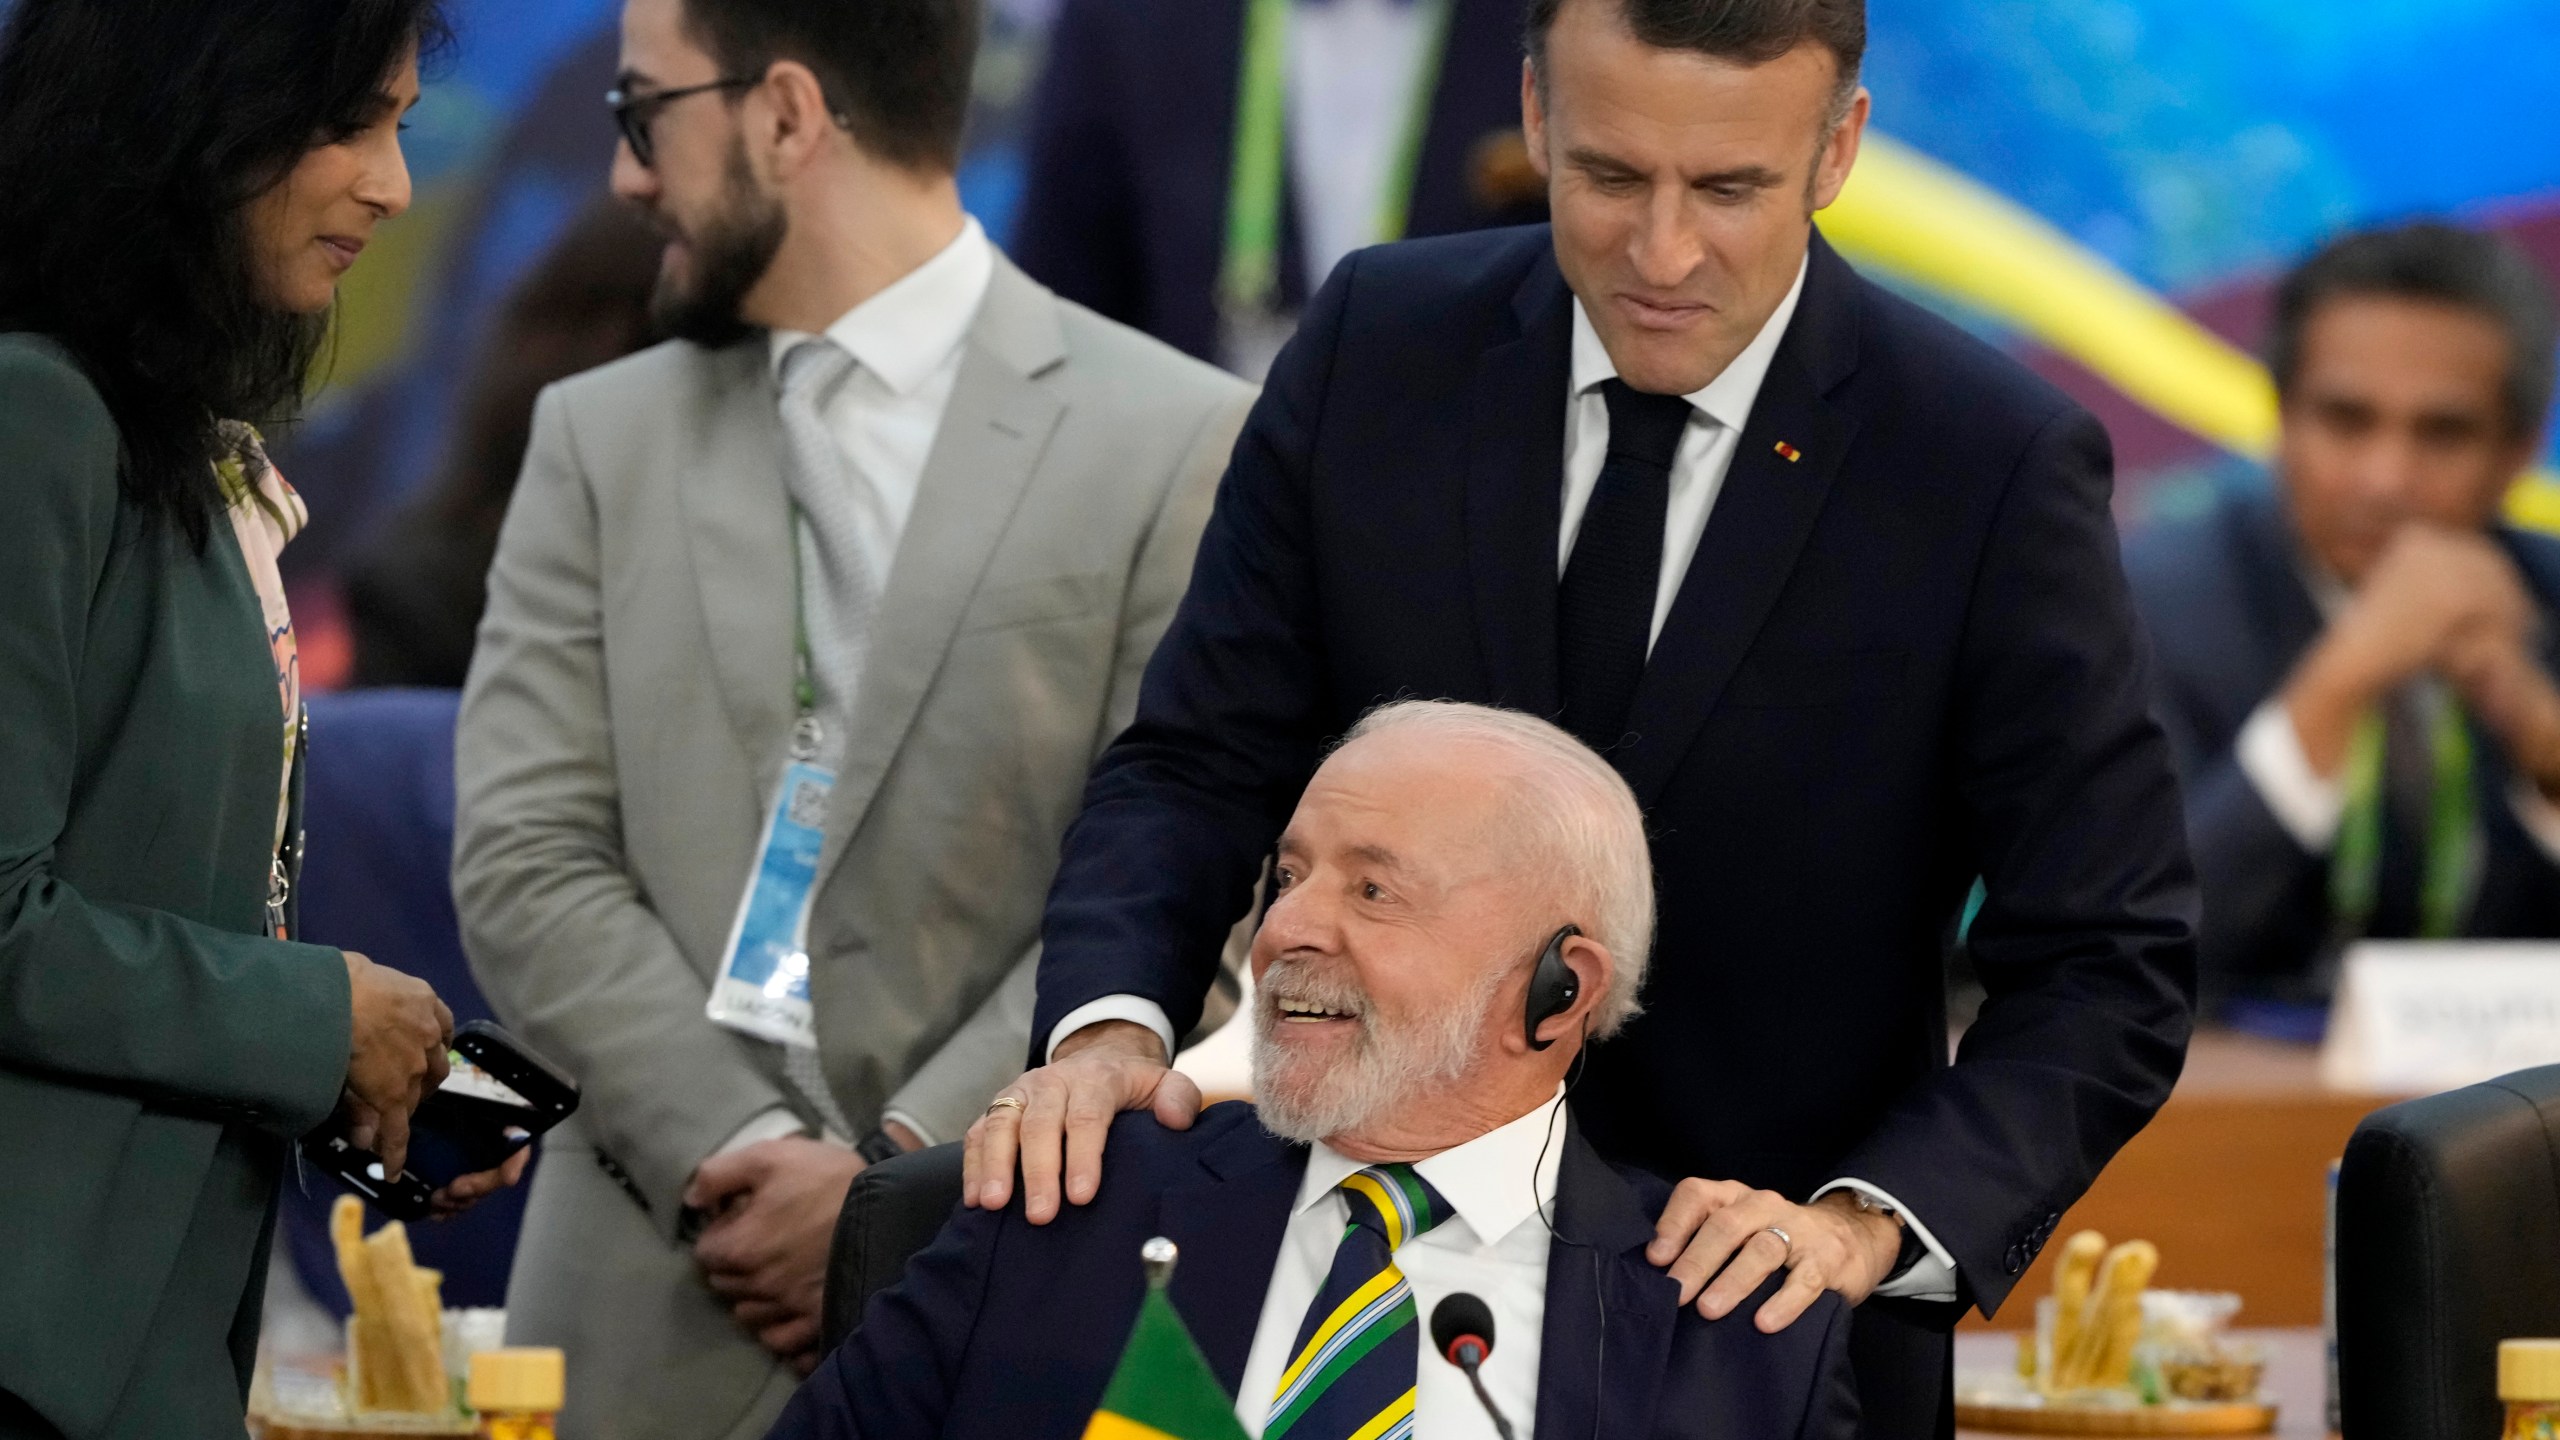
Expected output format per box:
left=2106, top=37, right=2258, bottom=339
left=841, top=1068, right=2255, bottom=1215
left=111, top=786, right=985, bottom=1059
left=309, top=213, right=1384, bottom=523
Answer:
left=1559, top=378, right=1693, bottom=750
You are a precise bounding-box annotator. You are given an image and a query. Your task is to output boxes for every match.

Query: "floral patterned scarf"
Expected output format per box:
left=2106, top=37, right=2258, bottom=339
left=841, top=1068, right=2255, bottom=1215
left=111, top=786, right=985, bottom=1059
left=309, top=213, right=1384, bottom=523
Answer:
left=212, top=421, right=305, bottom=853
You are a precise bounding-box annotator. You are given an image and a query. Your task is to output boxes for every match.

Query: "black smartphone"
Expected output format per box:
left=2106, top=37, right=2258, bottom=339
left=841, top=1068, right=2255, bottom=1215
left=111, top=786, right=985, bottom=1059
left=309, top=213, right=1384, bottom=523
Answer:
left=303, top=1019, right=579, bottom=1221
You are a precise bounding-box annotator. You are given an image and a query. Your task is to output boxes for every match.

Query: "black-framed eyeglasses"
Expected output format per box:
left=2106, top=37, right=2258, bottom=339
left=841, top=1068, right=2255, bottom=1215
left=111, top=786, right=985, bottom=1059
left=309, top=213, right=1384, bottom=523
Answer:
left=606, top=77, right=760, bottom=168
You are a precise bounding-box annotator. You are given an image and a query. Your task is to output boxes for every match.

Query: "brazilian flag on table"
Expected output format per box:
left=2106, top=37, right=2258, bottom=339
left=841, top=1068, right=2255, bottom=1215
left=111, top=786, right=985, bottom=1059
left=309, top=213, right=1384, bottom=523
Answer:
left=1081, top=1239, right=1249, bottom=1440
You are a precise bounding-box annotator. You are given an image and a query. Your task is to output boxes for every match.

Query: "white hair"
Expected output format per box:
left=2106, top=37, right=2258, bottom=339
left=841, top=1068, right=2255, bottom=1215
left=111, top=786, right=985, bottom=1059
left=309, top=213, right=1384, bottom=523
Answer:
left=1336, top=700, right=1655, bottom=1037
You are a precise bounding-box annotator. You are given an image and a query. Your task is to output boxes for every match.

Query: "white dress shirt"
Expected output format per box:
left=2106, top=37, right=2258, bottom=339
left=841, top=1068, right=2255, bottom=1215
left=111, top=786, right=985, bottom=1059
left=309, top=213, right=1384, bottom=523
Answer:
left=1287, top=0, right=1432, bottom=291
left=1234, top=1090, right=1567, bottom=1439
left=1559, top=256, right=1806, bottom=647
left=2233, top=559, right=2560, bottom=862
left=717, top=216, right=996, bottom=1157
left=1052, top=249, right=1958, bottom=1297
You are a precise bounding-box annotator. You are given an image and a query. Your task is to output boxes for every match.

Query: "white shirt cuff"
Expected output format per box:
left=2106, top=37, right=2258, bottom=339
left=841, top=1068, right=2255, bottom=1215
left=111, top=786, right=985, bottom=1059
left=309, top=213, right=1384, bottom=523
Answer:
left=879, top=1108, right=935, bottom=1148
left=1044, top=995, right=1178, bottom=1065
left=1810, top=1178, right=1960, bottom=1302
left=2236, top=699, right=2347, bottom=851
left=2509, top=779, right=2560, bottom=865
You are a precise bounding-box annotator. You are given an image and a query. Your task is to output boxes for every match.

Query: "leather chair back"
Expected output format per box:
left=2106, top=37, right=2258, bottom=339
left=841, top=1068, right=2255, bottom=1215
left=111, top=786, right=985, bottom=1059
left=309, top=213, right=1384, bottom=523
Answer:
left=823, top=1142, right=968, bottom=1350
left=2336, top=1064, right=2560, bottom=1437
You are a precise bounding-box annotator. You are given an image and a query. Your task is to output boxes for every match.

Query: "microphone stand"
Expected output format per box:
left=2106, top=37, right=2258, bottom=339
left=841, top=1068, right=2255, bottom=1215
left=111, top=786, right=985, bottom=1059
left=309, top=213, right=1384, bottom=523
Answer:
left=1449, top=1342, right=1517, bottom=1440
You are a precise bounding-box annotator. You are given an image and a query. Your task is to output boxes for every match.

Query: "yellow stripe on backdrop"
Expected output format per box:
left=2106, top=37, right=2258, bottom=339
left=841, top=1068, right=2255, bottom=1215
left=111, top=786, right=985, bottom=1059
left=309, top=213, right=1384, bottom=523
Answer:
left=1820, top=131, right=2560, bottom=532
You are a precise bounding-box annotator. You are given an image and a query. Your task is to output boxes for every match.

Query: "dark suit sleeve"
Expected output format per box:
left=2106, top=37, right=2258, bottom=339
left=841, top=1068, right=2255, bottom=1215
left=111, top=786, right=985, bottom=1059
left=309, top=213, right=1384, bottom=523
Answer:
left=769, top=1203, right=1006, bottom=1438
left=1833, top=406, right=2197, bottom=1317
left=1030, top=254, right=1358, bottom=1054
left=1790, top=1297, right=1860, bottom=1440
left=1008, top=0, right=1145, bottom=327
left=0, top=342, right=350, bottom=1137
left=2148, top=676, right=2328, bottom=993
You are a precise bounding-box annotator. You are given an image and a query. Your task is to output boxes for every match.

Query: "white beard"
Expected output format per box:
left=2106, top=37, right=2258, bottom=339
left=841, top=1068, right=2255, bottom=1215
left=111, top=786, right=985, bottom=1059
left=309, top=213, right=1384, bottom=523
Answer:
left=1251, top=956, right=1504, bottom=1145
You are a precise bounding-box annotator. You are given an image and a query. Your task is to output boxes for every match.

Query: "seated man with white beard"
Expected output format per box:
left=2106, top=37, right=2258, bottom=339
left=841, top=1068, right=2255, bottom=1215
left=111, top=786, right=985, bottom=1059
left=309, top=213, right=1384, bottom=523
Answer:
left=768, top=701, right=1859, bottom=1439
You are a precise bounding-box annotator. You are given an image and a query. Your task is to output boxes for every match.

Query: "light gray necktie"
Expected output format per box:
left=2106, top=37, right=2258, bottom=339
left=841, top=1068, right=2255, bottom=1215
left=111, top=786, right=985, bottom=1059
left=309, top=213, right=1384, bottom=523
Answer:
left=772, top=337, right=867, bottom=1139
left=776, top=338, right=880, bottom=767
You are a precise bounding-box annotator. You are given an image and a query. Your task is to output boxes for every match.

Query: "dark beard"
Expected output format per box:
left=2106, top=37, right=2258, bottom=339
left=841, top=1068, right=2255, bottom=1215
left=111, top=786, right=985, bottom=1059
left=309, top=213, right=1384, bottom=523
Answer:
left=649, top=142, right=786, bottom=348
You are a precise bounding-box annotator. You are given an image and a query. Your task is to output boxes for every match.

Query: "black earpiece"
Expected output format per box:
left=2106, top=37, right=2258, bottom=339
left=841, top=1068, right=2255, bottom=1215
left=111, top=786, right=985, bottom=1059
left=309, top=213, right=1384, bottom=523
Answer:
left=1523, top=923, right=1582, bottom=1051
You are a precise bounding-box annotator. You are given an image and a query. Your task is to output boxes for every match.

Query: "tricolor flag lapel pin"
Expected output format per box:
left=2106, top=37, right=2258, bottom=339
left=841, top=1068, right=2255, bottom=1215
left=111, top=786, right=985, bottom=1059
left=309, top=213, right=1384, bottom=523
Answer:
left=1774, top=440, right=1803, bottom=463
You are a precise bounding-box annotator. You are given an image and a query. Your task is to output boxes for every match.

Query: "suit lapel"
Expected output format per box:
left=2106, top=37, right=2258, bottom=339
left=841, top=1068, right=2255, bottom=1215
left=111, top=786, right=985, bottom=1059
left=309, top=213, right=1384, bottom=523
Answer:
left=1464, top=256, right=1574, bottom=717
left=1615, top=234, right=1866, bottom=805
left=813, top=259, right=1068, bottom=885
left=1158, top=1114, right=1307, bottom=1395
left=2234, top=487, right=2328, bottom=668
left=1534, top=1117, right=1677, bottom=1440
left=675, top=344, right=796, bottom=779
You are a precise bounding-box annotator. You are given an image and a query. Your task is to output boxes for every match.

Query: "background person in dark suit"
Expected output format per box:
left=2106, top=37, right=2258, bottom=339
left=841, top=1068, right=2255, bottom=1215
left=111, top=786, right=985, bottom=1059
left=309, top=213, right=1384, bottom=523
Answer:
left=2128, top=223, right=2560, bottom=1009
left=775, top=703, right=1858, bottom=1440
left=1009, top=0, right=1546, bottom=373
left=965, top=0, right=2199, bottom=1432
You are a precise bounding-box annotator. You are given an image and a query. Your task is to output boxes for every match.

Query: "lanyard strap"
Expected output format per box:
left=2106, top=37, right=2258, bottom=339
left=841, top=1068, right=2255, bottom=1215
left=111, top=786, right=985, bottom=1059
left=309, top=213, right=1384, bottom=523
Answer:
left=2330, top=697, right=2481, bottom=940
left=1218, top=0, right=1454, bottom=316
left=788, top=506, right=823, bottom=759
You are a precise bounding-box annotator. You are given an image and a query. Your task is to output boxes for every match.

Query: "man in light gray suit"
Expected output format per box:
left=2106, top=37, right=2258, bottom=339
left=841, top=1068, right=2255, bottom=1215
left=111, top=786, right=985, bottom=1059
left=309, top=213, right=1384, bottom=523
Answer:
left=450, top=0, right=1252, bottom=1434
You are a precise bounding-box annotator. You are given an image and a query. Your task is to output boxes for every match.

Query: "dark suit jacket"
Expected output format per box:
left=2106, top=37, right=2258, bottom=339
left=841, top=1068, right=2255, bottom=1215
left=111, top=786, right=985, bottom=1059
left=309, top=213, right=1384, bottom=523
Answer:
left=1030, top=225, right=2199, bottom=1433
left=1009, top=0, right=1544, bottom=363
left=0, top=335, right=352, bottom=1437
left=772, top=1105, right=1859, bottom=1439
left=2125, top=486, right=2560, bottom=1000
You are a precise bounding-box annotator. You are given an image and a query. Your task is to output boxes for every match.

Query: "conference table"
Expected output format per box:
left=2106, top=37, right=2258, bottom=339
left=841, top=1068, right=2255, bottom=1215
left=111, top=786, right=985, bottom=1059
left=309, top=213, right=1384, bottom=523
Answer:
left=1950, top=1028, right=2384, bottom=1439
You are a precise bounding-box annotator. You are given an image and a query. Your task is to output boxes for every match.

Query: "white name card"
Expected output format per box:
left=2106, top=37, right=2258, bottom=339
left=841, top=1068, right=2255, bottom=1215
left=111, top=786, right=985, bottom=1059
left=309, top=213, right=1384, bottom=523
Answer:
left=2320, top=942, right=2560, bottom=1095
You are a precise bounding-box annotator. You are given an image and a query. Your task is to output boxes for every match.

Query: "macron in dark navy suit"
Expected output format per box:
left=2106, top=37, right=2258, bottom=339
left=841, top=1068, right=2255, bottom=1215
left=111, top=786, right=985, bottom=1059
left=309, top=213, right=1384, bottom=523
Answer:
left=771, top=1106, right=1858, bottom=1440
left=1004, top=9, right=2196, bottom=1435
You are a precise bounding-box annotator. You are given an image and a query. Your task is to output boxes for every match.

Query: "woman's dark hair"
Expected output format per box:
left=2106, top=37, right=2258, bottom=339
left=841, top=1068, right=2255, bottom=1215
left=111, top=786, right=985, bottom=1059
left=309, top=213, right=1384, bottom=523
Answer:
left=0, top=0, right=451, bottom=549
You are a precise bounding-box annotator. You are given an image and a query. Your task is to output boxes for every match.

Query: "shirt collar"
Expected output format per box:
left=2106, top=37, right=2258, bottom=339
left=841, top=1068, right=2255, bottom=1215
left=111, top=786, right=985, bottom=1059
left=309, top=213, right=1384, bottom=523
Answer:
left=1569, top=251, right=1810, bottom=433
left=767, top=215, right=994, bottom=398
left=1295, top=1085, right=1568, bottom=1248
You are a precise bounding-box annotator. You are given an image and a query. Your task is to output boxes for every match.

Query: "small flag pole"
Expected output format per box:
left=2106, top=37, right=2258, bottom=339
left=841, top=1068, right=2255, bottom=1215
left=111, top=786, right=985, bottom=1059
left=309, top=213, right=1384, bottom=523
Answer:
left=1142, top=1237, right=1179, bottom=1289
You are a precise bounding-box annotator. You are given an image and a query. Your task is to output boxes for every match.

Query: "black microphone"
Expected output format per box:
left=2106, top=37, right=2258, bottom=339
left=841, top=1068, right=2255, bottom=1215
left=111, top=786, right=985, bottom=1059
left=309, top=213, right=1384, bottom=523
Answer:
left=1429, top=1293, right=1516, bottom=1440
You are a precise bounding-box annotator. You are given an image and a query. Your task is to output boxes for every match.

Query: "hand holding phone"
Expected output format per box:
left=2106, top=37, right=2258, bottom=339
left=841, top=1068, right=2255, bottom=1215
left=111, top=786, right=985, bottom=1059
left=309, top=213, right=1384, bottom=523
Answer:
left=306, top=1019, right=579, bottom=1221
left=340, top=950, right=454, bottom=1176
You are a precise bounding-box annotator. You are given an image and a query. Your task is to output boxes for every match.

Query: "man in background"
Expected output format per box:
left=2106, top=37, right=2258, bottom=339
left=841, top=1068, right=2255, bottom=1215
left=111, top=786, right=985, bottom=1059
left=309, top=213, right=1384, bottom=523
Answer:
left=451, top=0, right=1251, bottom=1433
left=2129, top=222, right=2560, bottom=1008
left=1010, top=0, right=1546, bottom=375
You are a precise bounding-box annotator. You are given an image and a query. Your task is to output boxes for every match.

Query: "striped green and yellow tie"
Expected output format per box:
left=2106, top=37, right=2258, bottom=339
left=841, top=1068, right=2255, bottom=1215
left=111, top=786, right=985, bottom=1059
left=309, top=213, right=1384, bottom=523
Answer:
left=1265, top=1164, right=1453, bottom=1440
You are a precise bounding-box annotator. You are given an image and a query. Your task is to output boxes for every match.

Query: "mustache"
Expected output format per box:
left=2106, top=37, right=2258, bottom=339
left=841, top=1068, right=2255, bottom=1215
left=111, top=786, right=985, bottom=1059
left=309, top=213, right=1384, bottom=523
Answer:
left=1256, top=957, right=1373, bottom=1023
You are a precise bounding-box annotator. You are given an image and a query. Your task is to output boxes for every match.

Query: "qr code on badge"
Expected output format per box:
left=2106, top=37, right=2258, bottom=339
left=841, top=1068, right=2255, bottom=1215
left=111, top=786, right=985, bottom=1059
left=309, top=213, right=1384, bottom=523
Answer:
left=787, top=778, right=830, bottom=830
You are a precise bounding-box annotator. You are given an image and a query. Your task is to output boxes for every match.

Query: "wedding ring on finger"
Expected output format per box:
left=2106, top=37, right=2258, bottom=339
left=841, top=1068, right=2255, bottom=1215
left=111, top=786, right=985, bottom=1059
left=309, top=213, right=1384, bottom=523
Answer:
left=983, top=1095, right=1026, bottom=1119
left=1761, top=1224, right=1794, bottom=1261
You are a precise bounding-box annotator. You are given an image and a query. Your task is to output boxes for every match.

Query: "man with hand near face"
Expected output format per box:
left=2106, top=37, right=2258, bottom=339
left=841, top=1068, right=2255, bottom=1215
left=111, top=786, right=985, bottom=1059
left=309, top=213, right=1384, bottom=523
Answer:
left=2129, top=223, right=2560, bottom=1004
left=451, top=0, right=1251, bottom=1434
left=968, top=0, right=2199, bottom=1432
left=776, top=703, right=1858, bottom=1440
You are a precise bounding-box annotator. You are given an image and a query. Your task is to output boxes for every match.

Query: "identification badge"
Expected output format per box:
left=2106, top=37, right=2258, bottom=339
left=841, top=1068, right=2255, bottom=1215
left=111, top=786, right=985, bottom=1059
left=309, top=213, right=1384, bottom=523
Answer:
left=707, top=759, right=835, bottom=1048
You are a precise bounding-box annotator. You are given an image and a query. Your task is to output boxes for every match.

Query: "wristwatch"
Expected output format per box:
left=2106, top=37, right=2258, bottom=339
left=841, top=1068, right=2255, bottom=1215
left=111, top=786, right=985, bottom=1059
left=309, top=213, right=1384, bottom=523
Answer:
left=1849, top=1191, right=1931, bottom=1283
left=854, top=1128, right=906, bottom=1165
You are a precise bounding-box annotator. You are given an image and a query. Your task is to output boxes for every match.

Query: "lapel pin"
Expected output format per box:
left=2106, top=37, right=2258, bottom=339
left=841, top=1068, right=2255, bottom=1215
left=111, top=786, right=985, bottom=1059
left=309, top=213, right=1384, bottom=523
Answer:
left=1774, top=440, right=1803, bottom=463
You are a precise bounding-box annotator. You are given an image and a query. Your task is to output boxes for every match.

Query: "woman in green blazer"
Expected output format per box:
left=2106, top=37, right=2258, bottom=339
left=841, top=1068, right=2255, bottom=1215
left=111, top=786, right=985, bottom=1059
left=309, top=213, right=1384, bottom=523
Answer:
left=0, top=3, right=519, bottom=1434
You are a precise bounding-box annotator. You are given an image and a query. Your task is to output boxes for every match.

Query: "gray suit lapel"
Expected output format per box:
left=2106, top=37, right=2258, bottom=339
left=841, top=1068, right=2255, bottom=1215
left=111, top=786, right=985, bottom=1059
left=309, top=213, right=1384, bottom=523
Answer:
left=675, top=343, right=796, bottom=783
left=815, top=257, right=1069, bottom=883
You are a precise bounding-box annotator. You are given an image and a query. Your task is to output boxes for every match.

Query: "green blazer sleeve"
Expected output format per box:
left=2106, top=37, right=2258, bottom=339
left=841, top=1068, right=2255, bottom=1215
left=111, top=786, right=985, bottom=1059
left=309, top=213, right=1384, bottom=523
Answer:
left=0, top=337, right=348, bottom=1137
